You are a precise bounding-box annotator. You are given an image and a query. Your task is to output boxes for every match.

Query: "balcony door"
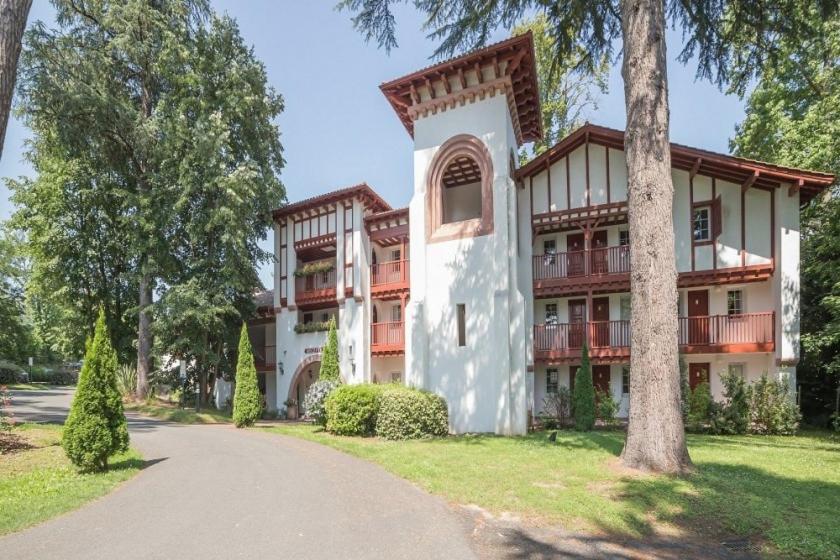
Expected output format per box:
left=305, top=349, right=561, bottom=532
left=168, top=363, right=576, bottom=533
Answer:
left=687, top=289, right=710, bottom=344
left=568, top=299, right=586, bottom=348
left=567, top=233, right=585, bottom=276
left=593, top=365, right=611, bottom=394
left=591, top=297, right=610, bottom=347
left=689, top=363, right=710, bottom=390
left=590, top=230, right=609, bottom=274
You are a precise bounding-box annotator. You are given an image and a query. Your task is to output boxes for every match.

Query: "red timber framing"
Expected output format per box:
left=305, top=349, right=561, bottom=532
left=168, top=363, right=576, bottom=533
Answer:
left=379, top=32, right=542, bottom=145
left=272, top=183, right=391, bottom=309
left=365, top=207, right=410, bottom=299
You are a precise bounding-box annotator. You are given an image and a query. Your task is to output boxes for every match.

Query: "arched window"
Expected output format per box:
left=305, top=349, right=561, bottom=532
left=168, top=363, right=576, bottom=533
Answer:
left=426, top=134, right=494, bottom=242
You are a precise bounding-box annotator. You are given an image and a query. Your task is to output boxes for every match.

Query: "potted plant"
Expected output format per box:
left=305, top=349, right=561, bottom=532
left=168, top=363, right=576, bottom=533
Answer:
left=284, top=398, right=298, bottom=420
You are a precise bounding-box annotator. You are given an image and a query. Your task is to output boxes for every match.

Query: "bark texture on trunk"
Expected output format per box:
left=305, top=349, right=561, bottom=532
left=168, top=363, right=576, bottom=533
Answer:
left=0, top=0, right=31, bottom=161
left=136, top=273, right=152, bottom=398
left=619, top=0, right=692, bottom=473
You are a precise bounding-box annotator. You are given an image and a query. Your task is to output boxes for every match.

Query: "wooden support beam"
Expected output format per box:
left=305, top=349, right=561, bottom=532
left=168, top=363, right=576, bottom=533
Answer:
left=474, top=62, right=482, bottom=84
left=492, top=55, right=500, bottom=79
left=438, top=72, right=451, bottom=94
left=789, top=178, right=803, bottom=197
left=690, top=157, right=702, bottom=179
left=424, top=77, right=435, bottom=99
left=456, top=67, right=466, bottom=89
left=742, top=170, right=759, bottom=194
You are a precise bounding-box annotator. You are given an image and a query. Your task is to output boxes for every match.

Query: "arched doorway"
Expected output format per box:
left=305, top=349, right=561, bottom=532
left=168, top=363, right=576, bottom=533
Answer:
left=288, top=355, right=321, bottom=419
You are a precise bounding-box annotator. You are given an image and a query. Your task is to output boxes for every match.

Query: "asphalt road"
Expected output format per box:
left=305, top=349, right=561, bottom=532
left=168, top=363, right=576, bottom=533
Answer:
left=2, top=387, right=477, bottom=560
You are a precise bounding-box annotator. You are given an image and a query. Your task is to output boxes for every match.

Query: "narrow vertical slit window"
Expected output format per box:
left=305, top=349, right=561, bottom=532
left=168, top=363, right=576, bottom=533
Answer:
left=457, top=304, right=466, bottom=347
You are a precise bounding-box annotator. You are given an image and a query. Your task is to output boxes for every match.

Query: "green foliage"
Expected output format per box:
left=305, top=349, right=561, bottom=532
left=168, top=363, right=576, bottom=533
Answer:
left=595, top=388, right=619, bottom=427
left=62, top=309, right=128, bottom=471
left=0, top=227, right=35, bottom=363
left=0, top=360, right=24, bottom=384
left=232, top=324, right=261, bottom=428
left=540, top=386, right=571, bottom=429
left=325, top=384, right=384, bottom=436
left=375, top=385, right=449, bottom=440
left=686, top=382, right=713, bottom=432
left=732, top=12, right=840, bottom=427
left=709, top=372, right=750, bottom=435
left=302, top=379, right=339, bottom=426
left=0, top=385, right=12, bottom=432
left=319, top=317, right=340, bottom=382
left=294, top=321, right=332, bottom=334
left=573, top=343, right=595, bottom=431
left=679, top=355, right=690, bottom=421
left=749, top=374, right=801, bottom=435
left=115, top=364, right=137, bottom=398
left=293, top=261, right=334, bottom=278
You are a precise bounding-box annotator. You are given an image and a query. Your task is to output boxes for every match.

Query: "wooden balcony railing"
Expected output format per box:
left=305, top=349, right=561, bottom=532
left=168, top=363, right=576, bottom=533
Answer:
left=371, top=259, right=409, bottom=287
left=678, top=312, right=774, bottom=350
left=295, top=268, right=336, bottom=304
left=371, top=321, right=404, bottom=354
left=533, top=246, right=630, bottom=281
left=253, top=346, right=276, bottom=371
left=534, top=312, right=775, bottom=361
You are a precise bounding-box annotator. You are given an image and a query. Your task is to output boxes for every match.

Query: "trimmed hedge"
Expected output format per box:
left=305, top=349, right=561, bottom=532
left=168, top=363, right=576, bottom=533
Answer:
left=325, top=384, right=384, bottom=436
left=0, top=360, right=23, bottom=384
left=375, top=386, right=448, bottom=440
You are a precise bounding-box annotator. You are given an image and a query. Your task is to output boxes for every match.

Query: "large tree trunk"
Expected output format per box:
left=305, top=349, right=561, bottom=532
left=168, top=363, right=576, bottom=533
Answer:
left=0, top=0, right=31, bottom=161
left=136, top=272, right=152, bottom=398
left=619, top=0, right=692, bottom=473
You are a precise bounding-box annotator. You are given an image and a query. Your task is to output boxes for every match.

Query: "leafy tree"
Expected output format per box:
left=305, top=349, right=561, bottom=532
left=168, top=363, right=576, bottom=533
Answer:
left=10, top=1, right=284, bottom=395
left=573, top=342, right=595, bottom=431
left=337, top=0, right=836, bottom=473
left=0, top=225, right=33, bottom=362
left=0, top=0, right=31, bottom=160
left=232, top=323, right=261, bottom=427
left=731, top=11, right=840, bottom=426
left=319, top=317, right=340, bottom=382
left=62, top=308, right=128, bottom=471
left=512, top=14, right=607, bottom=162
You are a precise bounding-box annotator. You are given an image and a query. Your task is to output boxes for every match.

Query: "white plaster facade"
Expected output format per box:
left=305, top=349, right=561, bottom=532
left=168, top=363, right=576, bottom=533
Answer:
left=244, top=33, right=832, bottom=432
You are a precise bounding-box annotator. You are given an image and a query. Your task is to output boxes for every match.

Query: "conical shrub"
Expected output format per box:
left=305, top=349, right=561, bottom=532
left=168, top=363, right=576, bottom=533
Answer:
left=233, top=323, right=262, bottom=427
left=62, top=308, right=129, bottom=471
left=319, top=316, right=340, bottom=382
left=573, top=341, right=596, bottom=431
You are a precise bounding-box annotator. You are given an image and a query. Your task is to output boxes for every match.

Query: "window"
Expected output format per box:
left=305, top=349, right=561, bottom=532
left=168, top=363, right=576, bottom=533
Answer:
left=545, top=303, right=558, bottom=325
left=543, top=239, right=557, bottom=265
left=303, top=312, right=313, bottom=324
left=727, top=290, right=743, bottom=316
left=320, top=312, right=330, bottom=323
left=391, top=305, right=402, bottom=322
left=622, top=365, right=630, bottom=395
left=620, top=296, right=631, bottom=322
left=619, top=230, right=630, bottom=246
left=728, top=363, right=745, bottom=378
left=546, top=369, right=559, bottom=394
left=457, top=304, right=466, bottom=347
left=693, top=206, right=711, bottom=242
left=390, top=248, right=401, bottom=261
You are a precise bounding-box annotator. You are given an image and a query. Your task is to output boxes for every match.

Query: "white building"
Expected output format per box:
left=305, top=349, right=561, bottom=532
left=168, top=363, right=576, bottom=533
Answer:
left=247, top=33, right=834, bottom=433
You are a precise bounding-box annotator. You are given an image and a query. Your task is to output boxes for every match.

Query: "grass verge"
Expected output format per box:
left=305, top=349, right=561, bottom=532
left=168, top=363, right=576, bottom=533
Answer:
left=263, top=424, right=840, bottom=559
left=0, top=423, right=142, bottom=535
left=125, top=400, right=231, bottom=424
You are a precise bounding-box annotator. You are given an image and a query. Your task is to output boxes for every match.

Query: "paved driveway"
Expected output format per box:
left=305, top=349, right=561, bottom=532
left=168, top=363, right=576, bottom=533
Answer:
left=3, top=388, right=476, bottom=560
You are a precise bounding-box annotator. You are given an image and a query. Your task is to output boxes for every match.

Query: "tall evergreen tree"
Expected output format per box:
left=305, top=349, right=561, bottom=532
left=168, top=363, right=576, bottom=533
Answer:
left=232, top=323, right=261, bottom=428
left=337, top=0, right=836, bottom=473
left=573, top=342, right=595, bottom=431
left=319, top=317, right=340, bottom=382
left=62, top=308, right=128, bottom=471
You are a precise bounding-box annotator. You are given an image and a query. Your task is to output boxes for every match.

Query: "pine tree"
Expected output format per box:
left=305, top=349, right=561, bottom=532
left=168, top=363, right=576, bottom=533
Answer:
left=232, top=323, right=261, bottom=428
left=573, top=342, right=596, bottom=431
left=62, top=308, right=128, bottom=471
left=319, top=317, right=340, bottom=382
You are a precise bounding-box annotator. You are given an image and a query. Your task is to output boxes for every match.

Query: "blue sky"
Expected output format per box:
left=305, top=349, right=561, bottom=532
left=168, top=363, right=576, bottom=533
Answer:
left=0, top=1, right=747, bottom=287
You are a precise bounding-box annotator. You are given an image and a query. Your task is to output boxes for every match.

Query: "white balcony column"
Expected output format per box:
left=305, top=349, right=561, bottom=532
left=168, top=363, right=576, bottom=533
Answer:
left=336, top=206, right=345, bottom=302
left=287, top=220, right=297, bottom=308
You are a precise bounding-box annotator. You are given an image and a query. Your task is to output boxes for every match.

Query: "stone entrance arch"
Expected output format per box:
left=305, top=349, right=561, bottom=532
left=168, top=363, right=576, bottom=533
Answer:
left=288, top=355, right=322, bottom=418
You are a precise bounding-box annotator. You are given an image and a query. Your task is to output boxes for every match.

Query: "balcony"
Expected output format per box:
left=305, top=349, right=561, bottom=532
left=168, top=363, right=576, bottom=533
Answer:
left=254, top=345, right=276, bottom=372
left=371, top=321, right=404, bottom=355
left=295, top=268, right=337, bottom=307
left=533, top=312, right=775, bottom=363
left=370, top=259, right=409, bottom=297
left=533, top=246, right=630, bottom=297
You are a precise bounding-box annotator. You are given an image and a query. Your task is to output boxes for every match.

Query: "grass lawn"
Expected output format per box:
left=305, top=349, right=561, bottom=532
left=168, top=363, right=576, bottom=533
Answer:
left=264, top=424, right=840, bottom=559
left=6, top=383, right=67, bottom=391
left=0, top=423, right=142, bottom=535
left=125, top=400, right=231, bottom=424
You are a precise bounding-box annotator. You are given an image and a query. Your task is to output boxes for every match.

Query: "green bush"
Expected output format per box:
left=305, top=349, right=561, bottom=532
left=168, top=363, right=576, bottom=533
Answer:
left=115, top=363, right=137, bottom=397
left=375, top=386, right=448, bottom=440
left=749, top=374, right=801, bottom=435
left=0, top=360, right=23, bottom=384
left=595, top=388, right=619, bottom=427
left=686, top=381, right=713, bottom=432
left=325, top=384, right=383, bottom=436
left=710, top=371, right=750, bottom=435
left=679, top=355, right=690, bottom=421
left=573, top=343, right=595, bottom=431
left=62, top=309, right=129, bottom=471
left=232, top=323, right=262, bottom=428
left=319, top=317, right=340, bottom=382
left=540, top=386, right=571, bottom=428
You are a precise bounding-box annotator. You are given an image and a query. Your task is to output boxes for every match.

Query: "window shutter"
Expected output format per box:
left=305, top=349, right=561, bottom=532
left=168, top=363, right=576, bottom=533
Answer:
left=712, top=195, right=723, bottom=239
